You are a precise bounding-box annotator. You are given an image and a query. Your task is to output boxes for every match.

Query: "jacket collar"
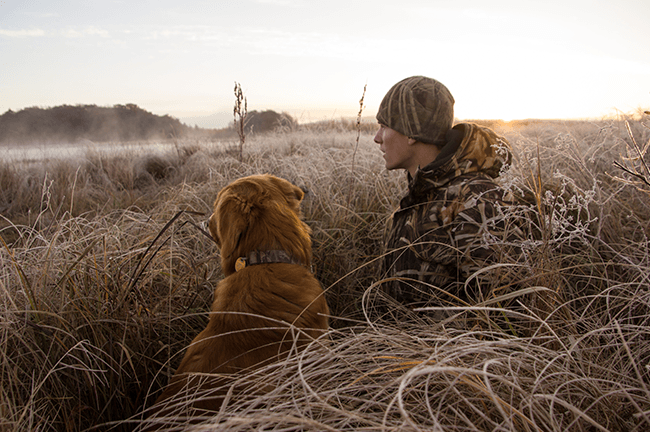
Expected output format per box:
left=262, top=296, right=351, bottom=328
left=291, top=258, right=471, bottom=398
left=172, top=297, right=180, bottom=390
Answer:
left=406, top=122, right=512, bottom=199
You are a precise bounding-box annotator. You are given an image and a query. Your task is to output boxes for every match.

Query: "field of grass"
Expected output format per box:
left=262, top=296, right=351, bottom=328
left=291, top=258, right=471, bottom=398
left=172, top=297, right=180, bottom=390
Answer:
left=1, top=117, right=649, bottom=431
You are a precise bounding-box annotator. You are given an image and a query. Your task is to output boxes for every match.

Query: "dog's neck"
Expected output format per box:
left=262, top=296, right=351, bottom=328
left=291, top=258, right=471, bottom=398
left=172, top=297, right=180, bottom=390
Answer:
left=235, top=249, right=308, bottom=272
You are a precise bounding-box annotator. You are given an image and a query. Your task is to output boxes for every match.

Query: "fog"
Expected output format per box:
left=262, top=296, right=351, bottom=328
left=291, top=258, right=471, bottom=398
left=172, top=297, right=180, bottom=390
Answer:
left=0, top=140, right=179, bottom=164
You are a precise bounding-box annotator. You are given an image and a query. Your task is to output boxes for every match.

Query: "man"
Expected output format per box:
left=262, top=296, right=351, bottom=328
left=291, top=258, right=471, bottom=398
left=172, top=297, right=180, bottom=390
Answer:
left=375, top=76, right=520, bottom=313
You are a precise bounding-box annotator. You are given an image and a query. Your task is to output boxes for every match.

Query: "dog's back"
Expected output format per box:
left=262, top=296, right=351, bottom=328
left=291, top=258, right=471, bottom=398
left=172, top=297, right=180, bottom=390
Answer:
left=148, top=264, right=327, bottom=419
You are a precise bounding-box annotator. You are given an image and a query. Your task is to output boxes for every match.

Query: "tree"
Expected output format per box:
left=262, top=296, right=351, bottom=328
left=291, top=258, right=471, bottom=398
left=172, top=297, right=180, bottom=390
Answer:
left=244, top=110, right=297, bottom=134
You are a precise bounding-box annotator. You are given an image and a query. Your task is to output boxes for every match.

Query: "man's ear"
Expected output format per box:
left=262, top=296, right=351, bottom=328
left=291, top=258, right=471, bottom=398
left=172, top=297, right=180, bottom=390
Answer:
left=407, top=137, right=417, bottom=145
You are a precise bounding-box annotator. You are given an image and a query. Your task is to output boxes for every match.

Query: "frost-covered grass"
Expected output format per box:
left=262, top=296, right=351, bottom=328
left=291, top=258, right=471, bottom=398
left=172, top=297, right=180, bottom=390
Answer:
left=1, top=118, right=649, bottom=431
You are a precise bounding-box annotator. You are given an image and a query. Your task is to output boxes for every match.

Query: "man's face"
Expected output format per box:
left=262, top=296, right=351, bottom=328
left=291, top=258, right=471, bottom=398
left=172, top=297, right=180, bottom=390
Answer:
left=374, top=124, right=414, bottom=172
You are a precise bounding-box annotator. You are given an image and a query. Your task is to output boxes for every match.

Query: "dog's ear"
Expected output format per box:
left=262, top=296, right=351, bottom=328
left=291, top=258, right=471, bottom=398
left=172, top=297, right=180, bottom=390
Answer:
left=208, top=212, right=221, bottom=247
left=267, top=175, right=304, bottom=203
left=213, top=193, right=256, bottom=258
left=292, top=184, right=304, bottom=202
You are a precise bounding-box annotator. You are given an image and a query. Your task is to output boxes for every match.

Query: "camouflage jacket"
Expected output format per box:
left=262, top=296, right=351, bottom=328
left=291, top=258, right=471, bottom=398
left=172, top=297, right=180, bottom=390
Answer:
left=380, top=123, right=517, bottom=308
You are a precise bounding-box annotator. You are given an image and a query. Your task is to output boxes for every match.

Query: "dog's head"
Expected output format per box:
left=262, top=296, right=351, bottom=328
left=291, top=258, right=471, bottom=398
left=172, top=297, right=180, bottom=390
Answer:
left=208, top=174, right=312, bottom=275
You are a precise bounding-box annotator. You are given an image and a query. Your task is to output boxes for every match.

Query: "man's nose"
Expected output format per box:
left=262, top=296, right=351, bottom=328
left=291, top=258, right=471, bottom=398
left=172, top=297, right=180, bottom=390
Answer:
left=373, top=129, right=382, bottom=144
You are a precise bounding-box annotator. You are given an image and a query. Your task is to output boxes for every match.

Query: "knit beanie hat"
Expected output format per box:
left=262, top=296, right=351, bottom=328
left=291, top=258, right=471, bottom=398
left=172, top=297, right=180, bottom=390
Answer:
left=376, top=76, right=455, bottom=146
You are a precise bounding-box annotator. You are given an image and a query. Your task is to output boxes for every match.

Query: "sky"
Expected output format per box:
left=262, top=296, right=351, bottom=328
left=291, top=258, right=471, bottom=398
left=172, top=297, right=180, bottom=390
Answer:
left=1, top=0, right=649, bottom=127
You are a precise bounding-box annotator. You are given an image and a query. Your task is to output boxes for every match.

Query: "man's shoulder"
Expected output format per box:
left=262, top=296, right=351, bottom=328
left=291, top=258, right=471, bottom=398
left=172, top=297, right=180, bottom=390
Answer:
left=438, top=172, right=503, bottom=199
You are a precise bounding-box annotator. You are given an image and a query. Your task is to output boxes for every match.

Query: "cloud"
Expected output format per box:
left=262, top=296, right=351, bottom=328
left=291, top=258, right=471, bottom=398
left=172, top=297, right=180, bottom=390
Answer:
left=255, top=0, right=301, bottom=5
left=0, top=28, right=45, bottom=38
left=136, top=25, right=239, bottom=46
left=0, top=26, right=110, bottom=39
left=61, top=26, right=110, bottom=38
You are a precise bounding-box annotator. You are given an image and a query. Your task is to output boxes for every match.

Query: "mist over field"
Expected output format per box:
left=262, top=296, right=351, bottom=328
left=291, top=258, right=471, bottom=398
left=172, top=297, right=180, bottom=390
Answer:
left=1, top=113, right=650, bottom=431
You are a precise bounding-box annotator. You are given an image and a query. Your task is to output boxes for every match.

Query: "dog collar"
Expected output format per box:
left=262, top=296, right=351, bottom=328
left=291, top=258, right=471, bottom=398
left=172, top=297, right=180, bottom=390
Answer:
left=235, top=250, right=305, bottom=272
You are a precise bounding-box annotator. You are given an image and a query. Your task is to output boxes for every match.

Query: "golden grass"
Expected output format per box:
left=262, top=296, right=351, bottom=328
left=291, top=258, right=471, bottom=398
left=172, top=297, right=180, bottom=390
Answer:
left=1, top=118, right=649, bottom=431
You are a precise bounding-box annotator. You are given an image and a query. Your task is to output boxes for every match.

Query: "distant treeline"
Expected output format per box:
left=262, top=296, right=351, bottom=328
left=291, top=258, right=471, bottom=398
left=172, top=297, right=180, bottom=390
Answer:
left=0, top=105, right=302, bottom=144
left=0, top=104, right=197, bottom=144
left=238, top=110, right=298, bottom=134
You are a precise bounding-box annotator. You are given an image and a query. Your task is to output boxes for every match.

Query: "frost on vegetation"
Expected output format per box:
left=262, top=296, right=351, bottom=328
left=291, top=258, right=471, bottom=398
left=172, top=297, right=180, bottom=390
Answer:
left=539, top=170, right=599, bottom=247
left=2, top=122, right=650, bottom=431
left=553, top=132, right=577, bottom=152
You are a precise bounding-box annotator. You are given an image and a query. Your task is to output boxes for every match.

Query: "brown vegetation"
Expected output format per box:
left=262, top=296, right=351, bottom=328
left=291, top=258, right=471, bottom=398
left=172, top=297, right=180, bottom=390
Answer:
left=1, top=117, right=649, bottom=431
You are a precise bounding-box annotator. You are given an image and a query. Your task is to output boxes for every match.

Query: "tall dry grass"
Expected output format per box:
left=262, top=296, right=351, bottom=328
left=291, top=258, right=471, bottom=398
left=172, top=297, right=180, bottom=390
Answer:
left=1, top=117, right=649, bottom=431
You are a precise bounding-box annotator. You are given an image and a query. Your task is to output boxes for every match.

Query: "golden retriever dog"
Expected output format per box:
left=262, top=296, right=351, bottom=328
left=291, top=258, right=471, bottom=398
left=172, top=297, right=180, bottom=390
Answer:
left=144, top=174, right=329, bottom=423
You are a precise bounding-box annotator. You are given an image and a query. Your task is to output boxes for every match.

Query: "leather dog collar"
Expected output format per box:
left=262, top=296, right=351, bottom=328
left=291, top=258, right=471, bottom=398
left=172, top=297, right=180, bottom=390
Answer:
left=235, top=250, right=305, bottom=272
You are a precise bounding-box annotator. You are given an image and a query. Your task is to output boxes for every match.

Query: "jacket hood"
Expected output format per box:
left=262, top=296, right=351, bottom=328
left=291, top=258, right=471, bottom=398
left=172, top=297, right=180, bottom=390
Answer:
left=408, top=123, right=512, bottom=193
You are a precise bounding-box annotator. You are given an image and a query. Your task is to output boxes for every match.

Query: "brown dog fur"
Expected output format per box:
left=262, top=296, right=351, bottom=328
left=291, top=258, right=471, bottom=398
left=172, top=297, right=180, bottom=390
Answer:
left=144, top=174, right=329, bottom=423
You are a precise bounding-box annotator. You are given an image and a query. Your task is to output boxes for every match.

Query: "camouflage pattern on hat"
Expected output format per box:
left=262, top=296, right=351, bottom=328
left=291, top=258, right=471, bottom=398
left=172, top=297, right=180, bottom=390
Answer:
left=376, top=76, right=455, bottom=145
